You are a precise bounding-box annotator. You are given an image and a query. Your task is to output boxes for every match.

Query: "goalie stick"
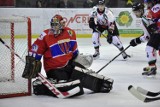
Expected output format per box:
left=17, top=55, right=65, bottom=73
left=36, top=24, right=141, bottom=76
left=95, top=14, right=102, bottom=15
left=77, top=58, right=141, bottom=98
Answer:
left=37, top=73, right=80, bottom=98
left=0, top=37, right=80, bottom=98
left=128, top=85, right=160, bottom=103
left=137, top=86, right=160, bottom=97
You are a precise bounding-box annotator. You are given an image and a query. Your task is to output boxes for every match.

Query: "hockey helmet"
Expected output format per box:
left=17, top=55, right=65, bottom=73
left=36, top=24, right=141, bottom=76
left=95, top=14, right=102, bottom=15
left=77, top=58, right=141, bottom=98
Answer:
left=50, top=14, right=65, bottom=35
left=132, top=2, right=144, bottom=11
left=97, top=0, right=105, bottom=12
left=98, top=0, right=105, bottom=5
left=132, top=2, right=144, bottom=18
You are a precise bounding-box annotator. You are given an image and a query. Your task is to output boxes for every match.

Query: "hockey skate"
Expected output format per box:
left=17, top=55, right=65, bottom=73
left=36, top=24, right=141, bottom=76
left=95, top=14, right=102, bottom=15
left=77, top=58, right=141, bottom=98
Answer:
left=119, top=47, right=130, bottom=59
left=142, top=66, right=157, bottom=76
left=93, top=51, right=100, bottom=59
left=121, top=52, right=131, bottom=59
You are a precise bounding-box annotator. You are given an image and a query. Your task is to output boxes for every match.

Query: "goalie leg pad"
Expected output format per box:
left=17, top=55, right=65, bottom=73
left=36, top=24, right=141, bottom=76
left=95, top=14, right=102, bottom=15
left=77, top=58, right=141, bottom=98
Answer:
left=33, top=79, right=84, bottom=97
left=71, top=67, right=114, bottom=93
left=33, top=79, right=56, bottom=96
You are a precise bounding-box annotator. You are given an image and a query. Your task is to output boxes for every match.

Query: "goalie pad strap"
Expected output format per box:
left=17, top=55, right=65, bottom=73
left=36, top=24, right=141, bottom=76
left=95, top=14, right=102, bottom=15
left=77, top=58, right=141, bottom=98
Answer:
left=54, top=80, right=81, bottom=88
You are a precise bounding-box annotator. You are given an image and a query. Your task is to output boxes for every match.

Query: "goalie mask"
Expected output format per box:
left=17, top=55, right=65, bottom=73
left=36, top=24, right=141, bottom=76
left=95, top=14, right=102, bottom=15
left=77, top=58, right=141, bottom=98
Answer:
left=50, top=14, right=65, bottom=36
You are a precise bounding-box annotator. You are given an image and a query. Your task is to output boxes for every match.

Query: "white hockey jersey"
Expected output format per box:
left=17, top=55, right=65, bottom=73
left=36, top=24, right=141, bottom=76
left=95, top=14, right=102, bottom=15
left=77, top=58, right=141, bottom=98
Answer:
left=139, top=9, right=155, bottom=42
left=89, top=6, right=115, bottom=28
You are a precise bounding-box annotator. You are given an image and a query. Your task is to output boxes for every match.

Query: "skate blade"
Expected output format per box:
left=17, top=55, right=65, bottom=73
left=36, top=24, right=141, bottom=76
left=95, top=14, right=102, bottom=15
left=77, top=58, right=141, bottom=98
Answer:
left=142, top=75, right=156, bottom=78
left=93, top=56, right=100, bottom=60
left=122, top=54, right=132, bottom=60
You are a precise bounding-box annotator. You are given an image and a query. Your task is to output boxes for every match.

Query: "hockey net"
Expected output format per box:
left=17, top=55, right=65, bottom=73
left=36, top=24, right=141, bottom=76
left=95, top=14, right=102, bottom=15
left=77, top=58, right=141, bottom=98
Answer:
left=0, top=17, right=31, bottom=98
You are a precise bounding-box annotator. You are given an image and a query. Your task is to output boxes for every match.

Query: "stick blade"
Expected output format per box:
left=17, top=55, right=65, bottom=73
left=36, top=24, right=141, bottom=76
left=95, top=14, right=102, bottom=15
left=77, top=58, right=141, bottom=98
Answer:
left=128, top=85, right=160, bottom=103
left=128, top=85, right=146, bottom=102
left=137, top=87, right=160, bottom=97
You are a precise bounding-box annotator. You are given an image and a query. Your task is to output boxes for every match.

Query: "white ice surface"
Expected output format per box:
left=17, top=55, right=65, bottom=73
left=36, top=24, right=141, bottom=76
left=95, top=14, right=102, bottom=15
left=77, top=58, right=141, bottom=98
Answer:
left=0, top=37, right=160, bottom=107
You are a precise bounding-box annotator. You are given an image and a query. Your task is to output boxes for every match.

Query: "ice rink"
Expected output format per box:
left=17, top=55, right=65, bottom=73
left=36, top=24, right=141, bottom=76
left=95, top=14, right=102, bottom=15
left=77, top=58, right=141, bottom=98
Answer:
left=0, top=37, right=160, bottom=107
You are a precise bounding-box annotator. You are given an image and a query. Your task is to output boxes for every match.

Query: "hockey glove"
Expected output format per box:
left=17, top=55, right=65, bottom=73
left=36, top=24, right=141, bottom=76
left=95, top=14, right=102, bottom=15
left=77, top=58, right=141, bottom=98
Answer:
left=22, top=56, right=41, bottom=79
left=130, top=37, right=141, bottom=47
left=107, top=34, right=113, bottom=44
left=89, top=17, right=96, bottom=29
left=73, top=54, right=93, bottom=69
left=108, top=23, right=115, bottom=34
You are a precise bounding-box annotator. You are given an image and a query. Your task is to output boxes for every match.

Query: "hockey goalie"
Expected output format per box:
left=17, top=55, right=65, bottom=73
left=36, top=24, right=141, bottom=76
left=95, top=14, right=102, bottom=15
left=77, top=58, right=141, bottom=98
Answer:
left=22, top=14, right=114, bottom=98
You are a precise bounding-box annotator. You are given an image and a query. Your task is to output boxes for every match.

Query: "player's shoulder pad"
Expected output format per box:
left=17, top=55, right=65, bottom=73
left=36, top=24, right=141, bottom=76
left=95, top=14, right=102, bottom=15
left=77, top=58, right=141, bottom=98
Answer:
left=90, top=6, right=98, bottom=17
left=38, top=29, right=48, bottom=40
left=151, top=4, right=160, bottom=13
left=104, top=7, right=109, bottom=11
left=105, top=8, right=115, bottom=22
left=92, top=6, right=97, bottom=11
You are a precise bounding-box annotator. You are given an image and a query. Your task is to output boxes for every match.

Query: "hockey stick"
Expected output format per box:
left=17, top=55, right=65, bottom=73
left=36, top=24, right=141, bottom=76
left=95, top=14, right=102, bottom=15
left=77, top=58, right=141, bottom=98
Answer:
left=37, top=73, right=80, bottom=98
left=137, top=87, right=160, bottom=97
left=0, top=38, right=25, bottom=62
left=0, top=37, right=79, bottom=98
left=95, top=29, right=107, bottom=38
left=128, top=85, right=160, bottom=103
left=96, top=45, right=130, bottom=73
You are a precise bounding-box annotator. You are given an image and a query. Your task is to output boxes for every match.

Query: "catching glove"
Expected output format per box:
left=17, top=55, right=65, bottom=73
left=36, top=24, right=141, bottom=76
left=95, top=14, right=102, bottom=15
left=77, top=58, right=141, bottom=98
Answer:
left=22, top=56, right=41, bottom=79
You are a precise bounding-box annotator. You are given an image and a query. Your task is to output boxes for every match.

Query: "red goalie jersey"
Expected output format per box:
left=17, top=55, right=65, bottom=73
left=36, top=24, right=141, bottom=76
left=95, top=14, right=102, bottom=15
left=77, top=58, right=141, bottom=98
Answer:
left=29, top=27, right=78, bottom=72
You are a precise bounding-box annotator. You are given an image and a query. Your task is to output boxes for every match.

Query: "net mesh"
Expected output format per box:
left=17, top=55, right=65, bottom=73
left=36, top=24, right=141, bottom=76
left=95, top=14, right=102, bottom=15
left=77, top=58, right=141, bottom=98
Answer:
left=0, top=17, right=31, bottom=98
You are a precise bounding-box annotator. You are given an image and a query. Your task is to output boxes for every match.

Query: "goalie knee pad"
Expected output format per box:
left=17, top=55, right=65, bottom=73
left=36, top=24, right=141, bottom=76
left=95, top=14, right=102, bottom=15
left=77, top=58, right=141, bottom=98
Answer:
left=33, top=79, right=84, bottom=97
left=71, top=67, right=114, bottom=93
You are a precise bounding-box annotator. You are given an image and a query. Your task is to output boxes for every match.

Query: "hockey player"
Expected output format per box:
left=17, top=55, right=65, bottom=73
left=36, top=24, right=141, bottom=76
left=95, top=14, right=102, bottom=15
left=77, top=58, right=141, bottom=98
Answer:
left=22, top=14, right=113, bottom=98
left=144, top=0, right=160, bottom=32
left=130, top=2, right=160, bottom=76
left=89, top=0, right=130, bottom=59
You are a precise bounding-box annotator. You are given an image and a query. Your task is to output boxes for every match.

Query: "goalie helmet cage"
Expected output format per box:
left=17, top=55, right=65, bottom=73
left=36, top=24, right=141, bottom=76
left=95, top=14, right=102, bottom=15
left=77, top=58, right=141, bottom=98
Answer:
left=0, top=17, right=31, bottom=98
